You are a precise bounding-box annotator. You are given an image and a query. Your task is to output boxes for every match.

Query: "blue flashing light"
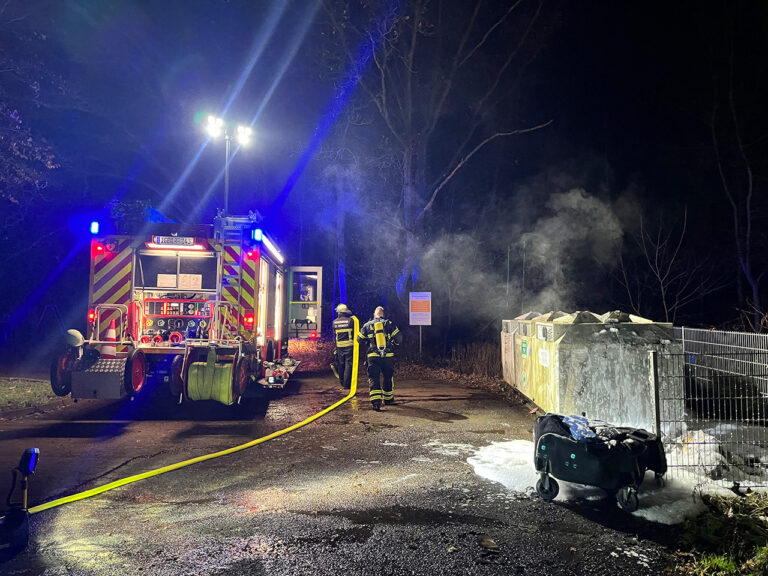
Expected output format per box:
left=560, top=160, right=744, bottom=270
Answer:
left=18, top=447, right=39, bottom=476
left=90, top=221, right=100, bottom=235
left=252, top=228, right=263, bottom=241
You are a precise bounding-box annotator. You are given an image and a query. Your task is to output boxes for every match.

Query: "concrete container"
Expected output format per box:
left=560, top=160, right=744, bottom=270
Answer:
left=501, top=310, right=682, bottom=433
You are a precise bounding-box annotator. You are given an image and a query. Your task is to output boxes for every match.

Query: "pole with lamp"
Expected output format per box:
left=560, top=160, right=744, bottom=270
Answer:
left=205, top=115, right=253, bottom=216
left=0, top=448, right=40, bottom=559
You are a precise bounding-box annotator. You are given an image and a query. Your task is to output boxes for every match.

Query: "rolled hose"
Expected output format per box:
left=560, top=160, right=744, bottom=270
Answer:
left=27, top=325, right=360, bottom=516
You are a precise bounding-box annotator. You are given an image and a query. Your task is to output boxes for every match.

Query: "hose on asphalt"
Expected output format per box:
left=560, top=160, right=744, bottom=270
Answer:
left=27, top=329, right=360, bottom=516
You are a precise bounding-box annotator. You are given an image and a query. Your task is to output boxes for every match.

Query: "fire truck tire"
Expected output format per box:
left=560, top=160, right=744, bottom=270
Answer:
left=170, top=355, right=184, bottom=397
left=234, top=356, right=249, bottom=398
left=50, top=354, right=72, bottom=397
left=124, top=349, right=147, bottom=395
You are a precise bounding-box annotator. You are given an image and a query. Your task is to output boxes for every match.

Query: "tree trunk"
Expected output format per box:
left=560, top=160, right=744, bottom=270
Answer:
left=397, top=144, right=424, bottom=303
left=336, top=178, right=347, bottom=306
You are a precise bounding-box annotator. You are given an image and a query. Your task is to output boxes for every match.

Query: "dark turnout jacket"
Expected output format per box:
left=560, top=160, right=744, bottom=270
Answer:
left=332, top=311, right=356, bottom=349
left=357, top=317, right=402, bottom=358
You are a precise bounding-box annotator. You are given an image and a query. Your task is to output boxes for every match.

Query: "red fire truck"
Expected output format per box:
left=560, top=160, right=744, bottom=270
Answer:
left=50, top=212, right=311, bottom=407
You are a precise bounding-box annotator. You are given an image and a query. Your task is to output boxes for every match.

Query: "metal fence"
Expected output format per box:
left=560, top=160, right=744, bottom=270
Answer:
left=657, top=328, right=768, bottom=489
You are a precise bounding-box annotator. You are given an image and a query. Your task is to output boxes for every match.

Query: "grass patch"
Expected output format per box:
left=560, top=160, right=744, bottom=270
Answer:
left=0, top=377, right=58, bottom=412
left=695, top=554, right=738, bottom=575
left=442, top=341, right=502, bottom=379
left=679, top=493, right=768, bottom=575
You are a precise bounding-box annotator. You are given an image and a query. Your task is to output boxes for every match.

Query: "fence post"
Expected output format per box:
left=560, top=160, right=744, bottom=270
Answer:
left=649, top=350, right=661, bottom=436
left=681, top=326, right=686, bottom=355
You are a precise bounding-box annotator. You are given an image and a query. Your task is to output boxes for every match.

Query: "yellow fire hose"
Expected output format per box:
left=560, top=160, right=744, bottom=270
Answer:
left=27, top=324, right=360, bottom=516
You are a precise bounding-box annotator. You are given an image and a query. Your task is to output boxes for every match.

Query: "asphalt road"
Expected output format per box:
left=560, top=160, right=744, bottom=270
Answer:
left=0, top=371, right=679, bottom=575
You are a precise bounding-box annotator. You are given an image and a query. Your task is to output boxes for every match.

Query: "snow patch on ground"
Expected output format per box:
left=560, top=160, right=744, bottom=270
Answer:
left=467, top=440, right=707, bottom=524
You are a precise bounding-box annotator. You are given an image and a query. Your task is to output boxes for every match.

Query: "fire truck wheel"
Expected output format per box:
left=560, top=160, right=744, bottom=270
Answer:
left=170, top=355, right=184, bottom=397
left=234, top=356, right=249, bottom=398
left=50, top=354, right=73, bottom=397
left=124, top=349, right=147, bottom=395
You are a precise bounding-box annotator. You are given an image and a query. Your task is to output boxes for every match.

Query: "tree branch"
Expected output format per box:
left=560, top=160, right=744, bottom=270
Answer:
left=415, top=120, right=552, bottom=221
left=459, top=0, right=522, bottom=67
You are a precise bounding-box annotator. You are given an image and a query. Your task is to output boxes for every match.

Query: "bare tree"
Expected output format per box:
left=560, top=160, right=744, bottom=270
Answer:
left=710, top=40, right=766, bottom=330
left=0, top=5, right=63, bottom=232
left=618, top=209, right=726, bottom=323
left=324, top=0, right=552, bottom=303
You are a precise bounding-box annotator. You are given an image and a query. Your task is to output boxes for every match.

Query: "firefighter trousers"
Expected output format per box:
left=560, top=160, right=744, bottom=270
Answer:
left=336, top=347, right=355, bottom=389
left=367, top=356, right=395, bottom=403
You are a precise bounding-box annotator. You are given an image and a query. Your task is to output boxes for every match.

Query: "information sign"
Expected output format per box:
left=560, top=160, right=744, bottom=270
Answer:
left=409, top=292, right=432, bottom=326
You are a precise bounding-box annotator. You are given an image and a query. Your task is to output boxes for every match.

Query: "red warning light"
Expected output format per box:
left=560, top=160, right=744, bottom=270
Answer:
left=244, top=313, right=255, bottom=326
left=310, top=331, right=318, bottom=339
left=92, top=242, right=105, bottom=257
left=88, top=309, right=97, bottom=323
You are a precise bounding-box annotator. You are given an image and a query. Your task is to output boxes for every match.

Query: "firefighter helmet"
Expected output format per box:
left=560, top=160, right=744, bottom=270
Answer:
left=65, top=329, right=85, bottom=348
left=336, top=303, right=350, bottom=314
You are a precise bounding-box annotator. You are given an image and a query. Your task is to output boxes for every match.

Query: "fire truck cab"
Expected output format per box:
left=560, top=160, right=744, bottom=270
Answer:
left=51, top=212, right=313, bottom=407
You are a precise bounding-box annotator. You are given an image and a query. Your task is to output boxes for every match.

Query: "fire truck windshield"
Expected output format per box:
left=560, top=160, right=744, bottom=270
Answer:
left=135, top=251, right=217, bottom=291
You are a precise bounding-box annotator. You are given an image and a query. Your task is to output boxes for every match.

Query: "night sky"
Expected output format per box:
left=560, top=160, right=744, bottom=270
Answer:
left=2, top=1, right=768, bottom=358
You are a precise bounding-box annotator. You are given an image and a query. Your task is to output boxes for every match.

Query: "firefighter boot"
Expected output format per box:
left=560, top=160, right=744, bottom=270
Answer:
left=371, top=400, right=382, bottom=411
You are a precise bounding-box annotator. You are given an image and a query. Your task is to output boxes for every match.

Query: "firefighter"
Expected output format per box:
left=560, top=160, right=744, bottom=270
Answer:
left=358, top=306, right=402, bottom=410
left=331, top=303, right=357, bottom=389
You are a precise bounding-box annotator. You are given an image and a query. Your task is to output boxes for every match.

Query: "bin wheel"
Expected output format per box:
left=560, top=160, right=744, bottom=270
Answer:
left=50, top=354, right=73, bottom=396
left=124, top=349, right=146, bottom=395
left=536, top=476, right=559, bottom=501
left=617, top=486, right=639, bottom=512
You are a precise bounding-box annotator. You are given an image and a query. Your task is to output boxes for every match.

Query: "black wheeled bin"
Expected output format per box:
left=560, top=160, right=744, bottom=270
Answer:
left=533, top=413, right=667, bottom=511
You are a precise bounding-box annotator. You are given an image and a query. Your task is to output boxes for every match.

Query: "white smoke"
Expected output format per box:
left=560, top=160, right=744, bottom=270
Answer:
left=521, top=188, right=624, bottom=311
left=420, top=232, right=507, bottom=332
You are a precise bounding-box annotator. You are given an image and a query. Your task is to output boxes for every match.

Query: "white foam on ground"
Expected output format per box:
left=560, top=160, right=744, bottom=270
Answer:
left=423, top=440, right=476, bottom=456
left=466, top=440, right=539, bottom=492
left=394, top=473, right=423, bottom=483
left=632, top=476, right=707, bottom=524
left=467, top=440, right=707, bottom=524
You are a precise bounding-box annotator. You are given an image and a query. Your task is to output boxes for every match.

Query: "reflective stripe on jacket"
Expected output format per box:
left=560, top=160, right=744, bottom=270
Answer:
left=332, top=314, right=356, bottom=348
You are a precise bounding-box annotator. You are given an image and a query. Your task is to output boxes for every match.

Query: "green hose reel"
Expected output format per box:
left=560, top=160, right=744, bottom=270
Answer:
left=186, top=347, right=235, bottom=405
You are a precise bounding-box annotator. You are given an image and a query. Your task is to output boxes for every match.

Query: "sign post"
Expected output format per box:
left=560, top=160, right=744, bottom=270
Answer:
left=409, top=292, right=432, bottom=358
